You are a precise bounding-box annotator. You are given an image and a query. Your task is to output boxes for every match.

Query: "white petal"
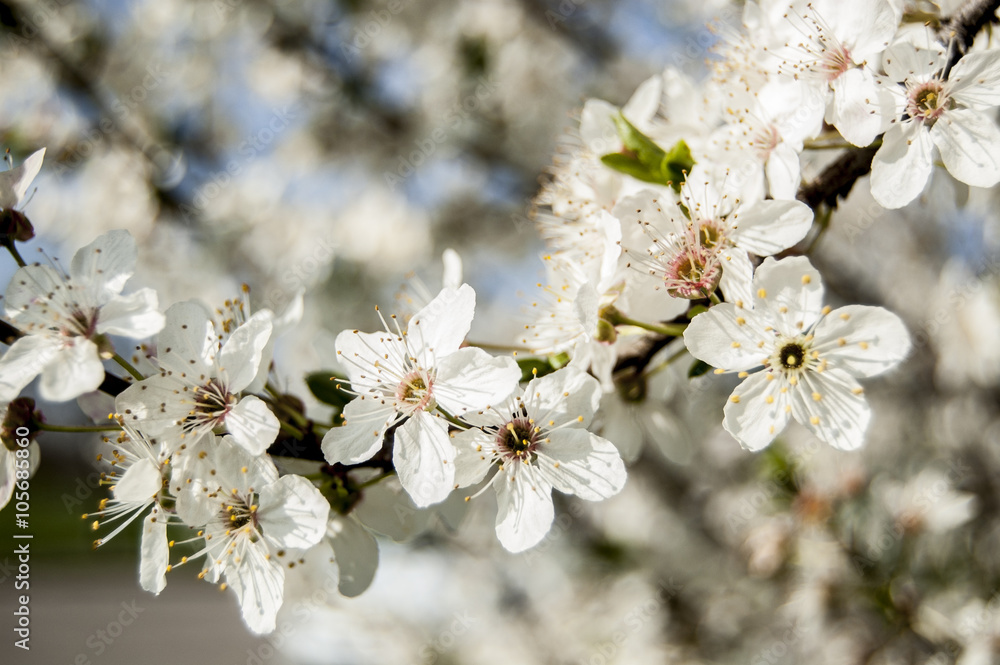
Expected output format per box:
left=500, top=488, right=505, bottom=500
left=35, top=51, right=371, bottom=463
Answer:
left=494, top=464, right=554, bottom=553
left=156, top=301, right=216, bottom=377
left=535, top=428, right=626, bottom=501
left=722, top=371, right=792, bottom=451
left=39, top=340, right=104, bottom=402
left=623, top=74, right=662, bottom=125
left=214, top=435, right=279, bottom=491
left=753, top=256, right=825, bottom=336
left=931, top=108, right=1000, bottom=189
left=618, top=271, right=689, bottom=322
left=765, top=142, right=801, bottom=200
left=793, top=369, right=871, bottom=451
left=3, top=264, right=62, bottom=316
left=258, top=474, right=330, bottom=550
left=0, top=147, right=44, bottom=209
left=719, top=248, right=756, bottom=308
left=96, top=289, right=164, bottom=338
left=882, top=42, right=942, bottom=83
left=226, top=553, right=285, bottom=635
left=828, top=0, right=899, bottom=62
left=813, top=305, right=911, bottom=377
left=948, top=51, right=1000, bottom=109
left=580, top=99, right=620, bottom=154
left=830, top=68, right=890, bottom=147
left=0, top=335, right=59, bottom=402
left=70, top=229, right=137, bottom=298
left=523, top=368, right=601, bottom=428
left=683, top=303, right=767, bottom=372
left=219, top=311, right=273, bottom=392
left=393, top=412, right=455, bottom=507
left=139, top=511, right=169, bottom=594
left=321, top=396, right=396, bottom=465
left=335, top=328, right=406, bottom=392
left=441, top=249, right=463, bottom=290
left=871, top=122, right=934, bottom=209
left=226, top=395, right=280, bottom=455
left=729, top=200, right=813, bottom=256
left=350, top=478, right=434, bottom=542
left=409, top=284, right=476, bottom=366
left=451, top=428, right=496, bottom=488
left=433, top=347, right=519, bottom=414
left=113, top=458, right=161, bottom=502
left=327, top=515, right=379, bottom=597
left=0, top=446, right=15, bottom=511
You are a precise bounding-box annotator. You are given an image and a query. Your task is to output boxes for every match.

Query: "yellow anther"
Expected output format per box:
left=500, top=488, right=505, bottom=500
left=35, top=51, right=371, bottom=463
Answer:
left=757, top=289, right=767, bottom=298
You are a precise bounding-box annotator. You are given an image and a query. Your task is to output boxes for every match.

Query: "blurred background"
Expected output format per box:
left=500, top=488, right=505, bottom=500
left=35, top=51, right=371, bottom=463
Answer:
left=1, top=0, right=999, bottom=664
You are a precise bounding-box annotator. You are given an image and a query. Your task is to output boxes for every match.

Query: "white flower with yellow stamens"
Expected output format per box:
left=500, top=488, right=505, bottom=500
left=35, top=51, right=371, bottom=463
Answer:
left=172, top=435, right=329, bottom=634
left=683, top=256, right=910, bottom=451
left=0, top=229, right=164, bottom=402
left=115, top=299, right=278, bottom=456
left=88, top=421, right=171, bottom=594
left=451, top=368, right=627, bottom=552
left=322, top=283, right=520, bottom=508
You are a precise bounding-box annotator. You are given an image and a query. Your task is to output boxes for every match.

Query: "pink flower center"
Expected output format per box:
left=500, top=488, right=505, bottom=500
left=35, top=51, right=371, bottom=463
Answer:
left=395, top=369, right=435, bottom=415
left=907, top=81, right=950, bottom=124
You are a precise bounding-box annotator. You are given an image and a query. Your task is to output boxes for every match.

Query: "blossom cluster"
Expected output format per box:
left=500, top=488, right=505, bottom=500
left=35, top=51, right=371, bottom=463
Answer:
left=0, top=0, right=996, bottom=650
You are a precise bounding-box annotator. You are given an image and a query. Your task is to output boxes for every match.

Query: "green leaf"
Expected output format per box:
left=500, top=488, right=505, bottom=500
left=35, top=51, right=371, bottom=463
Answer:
left=306, top=371, right=353, bottom=409
left=517, top=358, right=553, bottom=382
left=600, top=153, right=664, bottom=185
left=600, top=114, right=695, bottom=190
left=688, top=359, right=712, bottom=379
left=660, top=139, right=695, bottom=192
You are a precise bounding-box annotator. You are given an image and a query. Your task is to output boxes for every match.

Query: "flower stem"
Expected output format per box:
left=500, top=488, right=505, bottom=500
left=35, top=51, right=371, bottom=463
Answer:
left=435, top=407, right=470, bottom=429
left=2, top=239, right=26, bottom=268
left=112, top=354, right=145, bottom=382
left=806, top=205, right=834, bottom=254
left=612, top=314, right=688, bottom=337
left=465, top=340, right=531, bottom=353
left=279, top=421, right=306, bottom=439
left=356, top=470, right=396, bottom=490
left=708, top=292, right=722, bottom=306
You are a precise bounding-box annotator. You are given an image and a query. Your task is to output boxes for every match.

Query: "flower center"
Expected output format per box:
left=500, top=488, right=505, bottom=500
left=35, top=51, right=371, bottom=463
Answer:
left=907, top=81, right=950, bottom=124
left=663, top=245, right=723, bottom=300
left=395, top=369, right=435, bottom=415
left=184, top=379, right=236, bottom=433
left=818, top=43, right=852, bottom=81
left=779, top=342, right=807, bottom=370
left=221, top=492, right=261, bottom=543
left=497, top=417, right=538, bottom=460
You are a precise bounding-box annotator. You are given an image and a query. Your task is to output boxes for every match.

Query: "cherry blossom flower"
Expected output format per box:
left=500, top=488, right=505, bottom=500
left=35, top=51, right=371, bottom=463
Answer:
left=115, top=300, right=278, bottom=456
left=322, top=284, right=520, bottom=507
left=452, top=368, right=627, bottom=552
left=0, top=230, right=164, bottom=402
left=88, top=422, right=171, bottom=594
left=0, top=147, right=45, bottom=212
left=618, top=172, right=813, bottom=305
left=871, top=43, right=1000, bottom=208
left=684, top=256, right=910, bottom=451
left=170, top=435, right=329, bottom=634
